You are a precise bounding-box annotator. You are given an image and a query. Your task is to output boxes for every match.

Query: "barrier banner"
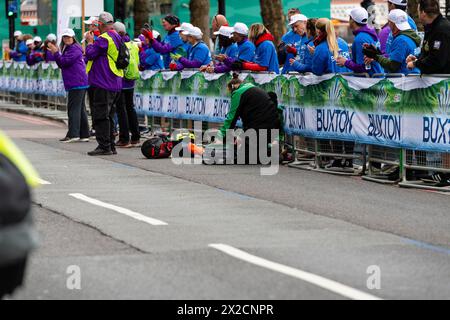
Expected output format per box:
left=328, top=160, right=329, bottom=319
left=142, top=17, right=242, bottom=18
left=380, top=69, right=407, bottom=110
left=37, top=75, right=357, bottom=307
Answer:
left=1, top=62, right=450, bottom=152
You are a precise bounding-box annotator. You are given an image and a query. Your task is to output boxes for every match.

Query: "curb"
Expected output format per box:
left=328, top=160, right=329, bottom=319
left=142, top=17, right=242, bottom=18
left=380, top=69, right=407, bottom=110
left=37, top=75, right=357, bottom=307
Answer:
left=0, top=105, right=68, bottom=125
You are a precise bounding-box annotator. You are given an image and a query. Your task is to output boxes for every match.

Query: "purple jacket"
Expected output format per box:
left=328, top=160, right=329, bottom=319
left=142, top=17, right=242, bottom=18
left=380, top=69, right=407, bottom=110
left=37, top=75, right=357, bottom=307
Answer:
left=45, top=50, right=57, bottom=62
left=54, top=43, right=88, bottom=91
left=85, top=30, right=123, bottom=92
left=379, top=24, right=391, bottom=54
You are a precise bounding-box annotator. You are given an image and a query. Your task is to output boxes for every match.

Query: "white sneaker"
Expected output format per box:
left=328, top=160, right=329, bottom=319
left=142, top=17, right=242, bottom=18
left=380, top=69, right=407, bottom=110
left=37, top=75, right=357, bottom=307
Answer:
left=80, top=138, right=90, bottom=142
left=62, top=137, right=80, bottom=143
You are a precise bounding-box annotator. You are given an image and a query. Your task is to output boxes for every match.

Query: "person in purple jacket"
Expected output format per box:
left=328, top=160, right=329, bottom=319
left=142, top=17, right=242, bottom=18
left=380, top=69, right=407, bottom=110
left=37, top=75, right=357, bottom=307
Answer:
left=47, top=28, right=90, bottom=143
left=84, top=12, right=124, bottom=156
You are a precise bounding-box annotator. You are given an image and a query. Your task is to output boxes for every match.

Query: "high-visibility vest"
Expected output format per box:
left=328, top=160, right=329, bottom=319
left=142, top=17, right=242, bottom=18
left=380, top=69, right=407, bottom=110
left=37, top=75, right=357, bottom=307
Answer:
left=124, top=41, right=140, bottom=80
left=0, top=130, right=40, bottom=188
left=86, top=32, right=124, bottom=78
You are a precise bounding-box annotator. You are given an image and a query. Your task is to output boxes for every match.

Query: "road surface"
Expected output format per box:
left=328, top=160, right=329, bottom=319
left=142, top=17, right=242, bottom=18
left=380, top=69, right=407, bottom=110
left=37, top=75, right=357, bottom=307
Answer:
left=1, top=111, right=450, bottom=300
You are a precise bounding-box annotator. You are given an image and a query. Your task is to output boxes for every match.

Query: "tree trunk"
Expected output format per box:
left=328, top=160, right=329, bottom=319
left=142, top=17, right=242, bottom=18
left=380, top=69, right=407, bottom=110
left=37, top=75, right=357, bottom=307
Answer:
left=408, top=0, right=422, bottom=31
left=189, top=0, right=211, bottom=45
left=260, top=0, right=286, bottom=45
left=134, top=0, right=150, bottom=38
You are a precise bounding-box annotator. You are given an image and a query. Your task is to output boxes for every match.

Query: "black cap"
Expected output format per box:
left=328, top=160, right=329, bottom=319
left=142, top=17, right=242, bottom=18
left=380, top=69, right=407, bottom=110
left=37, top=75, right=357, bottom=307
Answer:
left=164, top=14, right=180, bottom=26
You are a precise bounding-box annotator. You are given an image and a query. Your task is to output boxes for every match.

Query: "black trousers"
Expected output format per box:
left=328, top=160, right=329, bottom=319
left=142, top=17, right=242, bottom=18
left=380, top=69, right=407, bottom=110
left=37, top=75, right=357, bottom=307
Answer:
left=88, top=87, right=118, bottom=151
left=67, top=89, right=90, bottom=139
left=116, top=88, right=140, bottom=143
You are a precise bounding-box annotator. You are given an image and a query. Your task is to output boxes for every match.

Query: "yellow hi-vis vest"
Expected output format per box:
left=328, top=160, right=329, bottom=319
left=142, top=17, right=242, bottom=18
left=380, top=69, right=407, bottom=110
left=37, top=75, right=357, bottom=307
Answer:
left=86, top=33, right=124, bottom=78
left=0, top=130, right=40, bottom=188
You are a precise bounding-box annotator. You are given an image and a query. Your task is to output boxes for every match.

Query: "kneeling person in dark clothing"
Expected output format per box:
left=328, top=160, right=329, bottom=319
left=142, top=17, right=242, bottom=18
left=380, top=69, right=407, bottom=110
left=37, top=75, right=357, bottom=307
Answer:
left=216, top=73, right=281, bottom=164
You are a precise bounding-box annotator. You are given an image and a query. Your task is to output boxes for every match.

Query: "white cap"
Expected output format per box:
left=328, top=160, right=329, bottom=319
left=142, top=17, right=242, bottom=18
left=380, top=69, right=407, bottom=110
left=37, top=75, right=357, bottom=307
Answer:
left=152, top=30, right=160, bottom=39
left=61, top=28, right=75, bottom=38
left=14, top=31, right=22, bottom=37
left=348, top=7, right=369, bottom=25
left=182, top=26, right=203, bottom=39
left=133, top=38, right=142, bottom=47
left=176, top=22, right=194, bottom=32
left=26, top=39, right=34, bottom=46
left=214, top=26, right=234, bottom=37
left=47, top=33, right=57, bottom=42
left=387, top=0, right=408, bottom=7
left=231, top=22, right=249, bottom=36
left=289, top=14, right=308, bottom=26
left=388, top=9, right=411, bottom=31
left=84, top=16, right=98, bottom=25
left=113, top=21, right=126, bottom=34
left=33, top=36, right=42, bottom=43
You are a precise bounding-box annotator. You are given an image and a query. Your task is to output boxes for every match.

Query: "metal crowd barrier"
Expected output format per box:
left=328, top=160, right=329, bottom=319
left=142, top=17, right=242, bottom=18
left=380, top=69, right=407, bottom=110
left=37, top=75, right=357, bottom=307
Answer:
left=2, top=63, right=450, bottom=192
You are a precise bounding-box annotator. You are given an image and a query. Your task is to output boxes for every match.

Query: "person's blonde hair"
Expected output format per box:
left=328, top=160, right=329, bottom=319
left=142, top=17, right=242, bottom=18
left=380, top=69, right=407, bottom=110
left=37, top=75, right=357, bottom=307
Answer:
left=248, top=23, right=270, bottom=43
left=316, top=18, right=339, bottom=59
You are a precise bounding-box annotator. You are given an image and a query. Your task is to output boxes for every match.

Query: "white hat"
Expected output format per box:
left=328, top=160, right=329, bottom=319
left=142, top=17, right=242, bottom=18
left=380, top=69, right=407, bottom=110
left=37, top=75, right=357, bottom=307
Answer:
left=388, top=9, right=411, bottom=31
left=289, top=14, right=308, bottom=26
left=47, top=33, right=57, bottom=42
left=176, top=22, right=194, bottom=32
left=84, top=16, right=98, bottom=25
left=182, top=26, right=203, bottom=39
left=33, top=36, right=42, bottom=43
left=14, top=31, right=22, bottom=37
left=348, top=7, right=369, bottom=25
left=61, top=28, right=75, bottom=38
left=26, top=39, right=34, bottom=46
left=231, top=22, right=249, bottom=36
left=214, top=26, right=234, bottom=37
left=152, top=30, right=161, bottom=39
left=113, top=21, right=126, bottom=34
left=387, top=0, right=408, bottom=7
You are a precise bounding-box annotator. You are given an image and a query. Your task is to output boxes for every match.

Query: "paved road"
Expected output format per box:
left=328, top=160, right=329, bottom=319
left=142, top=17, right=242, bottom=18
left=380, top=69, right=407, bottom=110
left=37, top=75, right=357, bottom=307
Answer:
left=2, top=111, right=450, bottom=300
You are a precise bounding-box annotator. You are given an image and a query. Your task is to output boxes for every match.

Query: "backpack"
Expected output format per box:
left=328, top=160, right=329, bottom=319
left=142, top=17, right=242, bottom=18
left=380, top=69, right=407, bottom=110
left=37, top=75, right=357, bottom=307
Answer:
left=124, top=42, right=140, bottom=80
left=115, top=40, right=130, bottom=70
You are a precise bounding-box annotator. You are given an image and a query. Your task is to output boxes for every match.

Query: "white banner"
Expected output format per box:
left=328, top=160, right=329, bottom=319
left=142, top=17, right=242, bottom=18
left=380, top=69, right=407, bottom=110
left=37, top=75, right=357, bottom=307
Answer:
left=57, top=0, right=104, bottom=42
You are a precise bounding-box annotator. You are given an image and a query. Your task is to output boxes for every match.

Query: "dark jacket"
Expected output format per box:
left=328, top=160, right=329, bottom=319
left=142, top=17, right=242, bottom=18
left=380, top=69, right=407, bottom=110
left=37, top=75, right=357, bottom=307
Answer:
left=416, top=14, right=450, bottom=74
left=219, top=83, right=280, bottom=137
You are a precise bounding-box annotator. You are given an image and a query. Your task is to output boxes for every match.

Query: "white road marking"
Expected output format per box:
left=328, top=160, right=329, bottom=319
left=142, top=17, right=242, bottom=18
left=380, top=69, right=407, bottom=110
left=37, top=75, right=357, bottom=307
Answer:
left=209, top=244, right=382, bottom=301
left=37, top=178, right=52, bottom=185
left=69, top=193, right=168, bottom=226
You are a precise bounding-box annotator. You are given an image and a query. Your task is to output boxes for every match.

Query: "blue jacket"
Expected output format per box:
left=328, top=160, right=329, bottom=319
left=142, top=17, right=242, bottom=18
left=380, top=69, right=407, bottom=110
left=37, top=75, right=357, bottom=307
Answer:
left=152, top=30, right=184, bottom=68
left=254, top=36, right=280, bottom=74
left=54, top=43, right=89, bottom=91
left=386, top=15, right=417, bottom=55
left=10, top=41, right=28, bottom=62
left=312, top=40, right=341, bottom=76
left=388, top=32, right=421, bottom=74
left=142, top=47, right=164, bottom=71
left=290, top=37, right=314, bottom=73
left=344, top=25, right=383, bottom=75
left=237, top=38, right=255, bottom=62
left=336, top=37, right=351, bottom=73
left=220, top=43, right=239, bottom=60
left=282, top=33, right=309, bottom=74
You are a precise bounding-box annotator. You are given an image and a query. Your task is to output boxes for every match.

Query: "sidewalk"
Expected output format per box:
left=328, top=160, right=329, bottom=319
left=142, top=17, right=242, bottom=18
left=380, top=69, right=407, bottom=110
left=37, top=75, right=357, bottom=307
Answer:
left=0, top=102, right=68, bottom=125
